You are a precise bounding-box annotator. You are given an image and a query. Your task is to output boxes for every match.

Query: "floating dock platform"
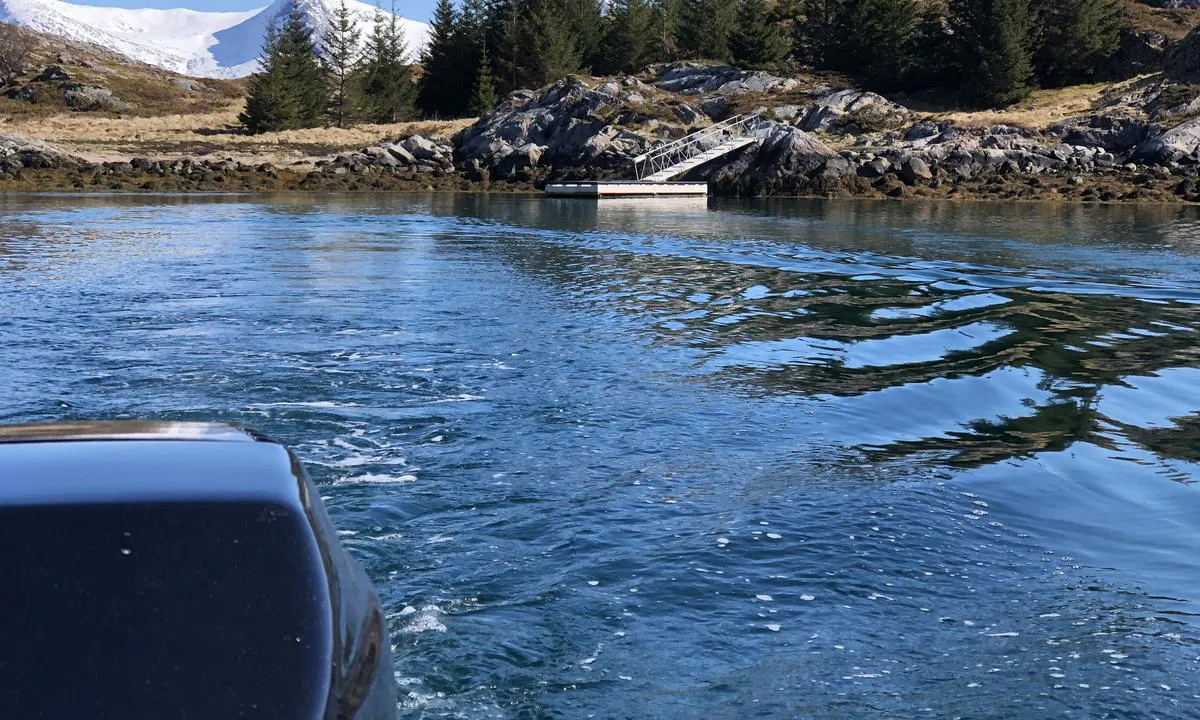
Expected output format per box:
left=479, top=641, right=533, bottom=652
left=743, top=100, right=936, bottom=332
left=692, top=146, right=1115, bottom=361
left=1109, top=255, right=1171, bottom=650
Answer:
left=544, top=180, right=708, bottom=197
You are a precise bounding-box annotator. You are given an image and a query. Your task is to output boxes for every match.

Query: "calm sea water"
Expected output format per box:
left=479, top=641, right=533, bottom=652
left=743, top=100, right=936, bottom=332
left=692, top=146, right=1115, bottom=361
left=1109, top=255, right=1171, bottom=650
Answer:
left=2, top=194, right=1200, bottom=718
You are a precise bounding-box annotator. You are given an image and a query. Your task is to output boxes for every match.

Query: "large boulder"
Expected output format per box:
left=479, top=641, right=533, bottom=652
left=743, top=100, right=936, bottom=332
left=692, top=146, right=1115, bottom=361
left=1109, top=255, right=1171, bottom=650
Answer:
left=494, top=143, right=545, bottom=178
left=1136, top=116, right=1200, bottom=164
left=1051, top=115, right=1149, bottom=153
left=654, top=63, right=800, bottom=96
left=0, top=135, right=81, bottom=171
left=400, top=135, right=443, bottom=161
left=62, top=84, right=130, bottom=112
left=799, top=90, right=909, bottom=133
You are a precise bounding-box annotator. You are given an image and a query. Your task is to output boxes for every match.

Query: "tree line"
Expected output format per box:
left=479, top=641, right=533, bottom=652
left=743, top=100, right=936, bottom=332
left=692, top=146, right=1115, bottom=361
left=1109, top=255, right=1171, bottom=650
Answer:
left=243, top=0, right=1129, bottom=132
left=417, top=0, right=1127, bottom=113
left=241, top=1, right=418, bottom=133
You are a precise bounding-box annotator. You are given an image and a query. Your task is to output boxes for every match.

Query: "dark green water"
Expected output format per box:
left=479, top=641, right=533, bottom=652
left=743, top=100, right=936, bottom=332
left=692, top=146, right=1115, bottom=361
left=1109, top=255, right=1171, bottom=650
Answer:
left=2, top=194, right=1199, bottom=718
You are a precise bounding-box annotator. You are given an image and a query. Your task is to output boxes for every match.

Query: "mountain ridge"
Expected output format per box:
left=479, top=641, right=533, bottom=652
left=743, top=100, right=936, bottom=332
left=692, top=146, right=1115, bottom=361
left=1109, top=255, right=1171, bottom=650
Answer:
left=0, top=0, right=430, bottom=79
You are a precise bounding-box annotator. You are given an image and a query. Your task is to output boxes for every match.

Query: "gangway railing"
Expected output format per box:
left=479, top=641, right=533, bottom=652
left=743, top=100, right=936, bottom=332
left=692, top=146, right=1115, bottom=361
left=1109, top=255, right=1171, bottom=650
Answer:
left=632, top=115, right=759, bottom=181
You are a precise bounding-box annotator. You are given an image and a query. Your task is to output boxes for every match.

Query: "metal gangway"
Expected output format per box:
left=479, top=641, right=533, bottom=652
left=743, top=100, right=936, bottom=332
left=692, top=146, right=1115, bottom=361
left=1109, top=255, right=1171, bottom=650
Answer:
left=632, top=115, right=759, bottom=182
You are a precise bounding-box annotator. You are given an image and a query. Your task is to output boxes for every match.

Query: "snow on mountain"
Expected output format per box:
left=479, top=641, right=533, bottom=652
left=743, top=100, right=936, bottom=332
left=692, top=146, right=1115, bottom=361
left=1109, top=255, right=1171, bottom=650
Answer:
left=0, top=0, right=430, bottom=79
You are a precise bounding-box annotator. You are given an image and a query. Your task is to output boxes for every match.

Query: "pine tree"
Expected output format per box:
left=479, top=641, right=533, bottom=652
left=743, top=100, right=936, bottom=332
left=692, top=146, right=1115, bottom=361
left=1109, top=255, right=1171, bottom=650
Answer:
left=798, top=0, right=848, bottom=67
left=1035, top=0, right=1122, bottom=86
left=361, top=1, right=417, bottom=123
left=491, top=0, right=523, bottom=93
left=417, top=0, right=463, bottom=116
left=649, top=0, right=682, bottom=60
left=240, top=7, right=328, bottom=133
left=730, top=0, right=790, bottom=69
left=563, top=0, right=604, bottom=70
left=240, top=21, right=290, bottom=134
left=469, top=45, right=499, bottom=115
left=842, top=0, right=919, bottom=89
left=517, top=0, right=580, bottom=86
left=321, top=0, right=362, bottom=128
left=676, top=0, right=737, bottom=61
left=950, top=0, right=1036, bottom=106
left=599, top=0, right=655, bottom=74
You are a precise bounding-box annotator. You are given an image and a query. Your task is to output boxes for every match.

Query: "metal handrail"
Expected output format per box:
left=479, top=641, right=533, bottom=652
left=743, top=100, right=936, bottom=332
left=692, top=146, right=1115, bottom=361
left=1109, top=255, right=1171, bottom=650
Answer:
left=633, top=115, right=757, bottom=180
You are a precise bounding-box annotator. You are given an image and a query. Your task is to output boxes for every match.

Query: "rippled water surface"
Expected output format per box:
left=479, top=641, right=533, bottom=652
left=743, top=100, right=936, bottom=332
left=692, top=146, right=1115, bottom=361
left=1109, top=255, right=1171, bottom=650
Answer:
left=3, top=194, right=1200, bottom=718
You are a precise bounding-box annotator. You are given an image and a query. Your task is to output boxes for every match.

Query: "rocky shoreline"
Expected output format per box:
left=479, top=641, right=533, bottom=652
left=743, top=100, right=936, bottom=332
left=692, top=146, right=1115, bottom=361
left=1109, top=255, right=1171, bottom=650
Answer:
left=11, top=56, right=1200, bottom=204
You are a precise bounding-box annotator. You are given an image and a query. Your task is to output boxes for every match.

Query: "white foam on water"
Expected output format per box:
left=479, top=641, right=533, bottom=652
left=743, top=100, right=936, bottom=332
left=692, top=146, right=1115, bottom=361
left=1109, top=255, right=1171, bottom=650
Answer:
left=756, top=594, right=774, bottom=602
left=766, top=624, right=781, bottom=632
left=334, top=473, right=418, bottom=485
left=427, top=534, right=455, bottom=544
left=400, top=605, right=447, bottom=634
left=249, top=400, right=359, bottom=409
left=800, top=594, right=816, bottom=601
left=428, top=394, right=486, bottom=404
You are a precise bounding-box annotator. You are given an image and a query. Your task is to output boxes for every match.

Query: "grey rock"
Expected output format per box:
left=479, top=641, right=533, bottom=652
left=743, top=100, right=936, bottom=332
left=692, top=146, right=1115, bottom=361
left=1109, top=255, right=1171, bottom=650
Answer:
left=175, top=78, right=204, bottom=92
left=905, top=121, right=940, bottom=142
left=1135, top=116, right=1200, bottom=164
left=818, top=156, right=854, bottom=181
left=858, top=156, right=891, bottom=178
left=494, top=143, right=545, bottom=178
left=799, top=90, right=909, bottom=132
left=1054, top=115, right=1149, bottom=152
left=37, top=66, right=70, bottom=82
left=701, top=97, right=729, bottom=120
left=656, top=63, right=799, bottom=96
left=771, top=105, right=803, bottom=122
left=672, top=103, right=705, bottom=124
left=382, top=141, right=417, bottom=164
left=401, top=135, right=442, bottom=161
left=63, top=84, right=130, bottom=111
left=900, top=157, right=933, bottom=184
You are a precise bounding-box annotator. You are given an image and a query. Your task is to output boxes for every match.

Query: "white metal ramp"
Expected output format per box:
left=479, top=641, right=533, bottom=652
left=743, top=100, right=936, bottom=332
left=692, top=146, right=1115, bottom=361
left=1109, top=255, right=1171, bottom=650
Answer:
left=633, top=115, right=759, bottom=182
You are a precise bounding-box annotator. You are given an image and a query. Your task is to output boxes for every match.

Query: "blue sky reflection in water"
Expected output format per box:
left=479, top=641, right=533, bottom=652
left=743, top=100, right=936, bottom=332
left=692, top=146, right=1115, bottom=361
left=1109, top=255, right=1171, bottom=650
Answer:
left=1, top=194, right=1199, bottom=718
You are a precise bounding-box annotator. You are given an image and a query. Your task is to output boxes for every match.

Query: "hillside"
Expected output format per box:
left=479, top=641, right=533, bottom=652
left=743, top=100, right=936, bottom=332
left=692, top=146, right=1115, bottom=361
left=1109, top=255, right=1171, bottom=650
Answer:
left=0, top=0, right=429, bottom=78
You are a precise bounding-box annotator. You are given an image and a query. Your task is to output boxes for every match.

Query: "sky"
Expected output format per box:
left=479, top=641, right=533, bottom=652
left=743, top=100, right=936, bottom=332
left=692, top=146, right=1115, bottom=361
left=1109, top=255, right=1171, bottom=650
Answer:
left=70, top=0, right=438, bottom=23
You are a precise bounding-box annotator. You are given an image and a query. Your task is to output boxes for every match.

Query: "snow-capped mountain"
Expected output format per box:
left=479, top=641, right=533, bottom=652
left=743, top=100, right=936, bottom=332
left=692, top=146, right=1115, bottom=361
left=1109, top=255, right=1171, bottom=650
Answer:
left=0, top=0, right=430, bottom=79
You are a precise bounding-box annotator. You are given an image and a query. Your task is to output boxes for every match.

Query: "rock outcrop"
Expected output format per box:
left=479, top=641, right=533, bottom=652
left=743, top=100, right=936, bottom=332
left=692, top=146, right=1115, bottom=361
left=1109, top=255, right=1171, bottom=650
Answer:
left=316, top=135, right=456, bottom=177
left=0, top=136, right=81, bottom=174
left=454, top=76, right=654, bottom=181
left=1136, top=116, right=1200, bottom=163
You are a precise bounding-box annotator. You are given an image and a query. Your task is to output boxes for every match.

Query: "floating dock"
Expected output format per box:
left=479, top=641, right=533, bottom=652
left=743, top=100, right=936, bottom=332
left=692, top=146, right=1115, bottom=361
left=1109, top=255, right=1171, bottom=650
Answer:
left=544, top=180, right=708, bottom=197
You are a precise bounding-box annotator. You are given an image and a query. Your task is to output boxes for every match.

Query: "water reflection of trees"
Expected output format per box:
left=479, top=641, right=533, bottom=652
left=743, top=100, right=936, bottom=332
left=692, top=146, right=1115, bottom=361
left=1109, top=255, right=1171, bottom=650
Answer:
left=483, top=227, right=1200, bottom=475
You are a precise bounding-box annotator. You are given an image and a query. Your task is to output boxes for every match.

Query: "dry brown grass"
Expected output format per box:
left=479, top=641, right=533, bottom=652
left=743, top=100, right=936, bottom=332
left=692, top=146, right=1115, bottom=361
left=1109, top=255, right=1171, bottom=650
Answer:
left=932, top=78, right=1149, bottom=130
left=1122, top=0, right=1200, bottom=42
left=7, top=103, right=476, bottom=165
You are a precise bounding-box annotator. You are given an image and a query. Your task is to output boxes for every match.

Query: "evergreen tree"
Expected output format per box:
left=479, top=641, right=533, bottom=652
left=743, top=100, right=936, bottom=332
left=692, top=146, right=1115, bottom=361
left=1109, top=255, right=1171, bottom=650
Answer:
left=563, top=0, right=604, bottom=70
left=240, top=7, right=328, bottom=133
left=798, top=0, right=848, bottom=67
left=649, top=0, right=682, bottom=61
left=240, top=21, right=289, bottom=134
left=950, top=0, right=1036, bottom=106
left=517, top=0, right=580, bottom=86
left=730, top=0, right=790, bottom=69
left=842, top=0, right=919, bottom=89
left=321, top=0, right=362, bottom=128
left=361, top=1, right=417, bottom=123
left=676, top=0, right=737, bottom=61
left=418, top=0, right=464, bottom=116
left=599, top=0, right=655, bottom=74
left=1035, top=0, right=1122, bottom=86
left=469, top=45, right=500, bottom=115
left=491, top=0, right=524, bottom=93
